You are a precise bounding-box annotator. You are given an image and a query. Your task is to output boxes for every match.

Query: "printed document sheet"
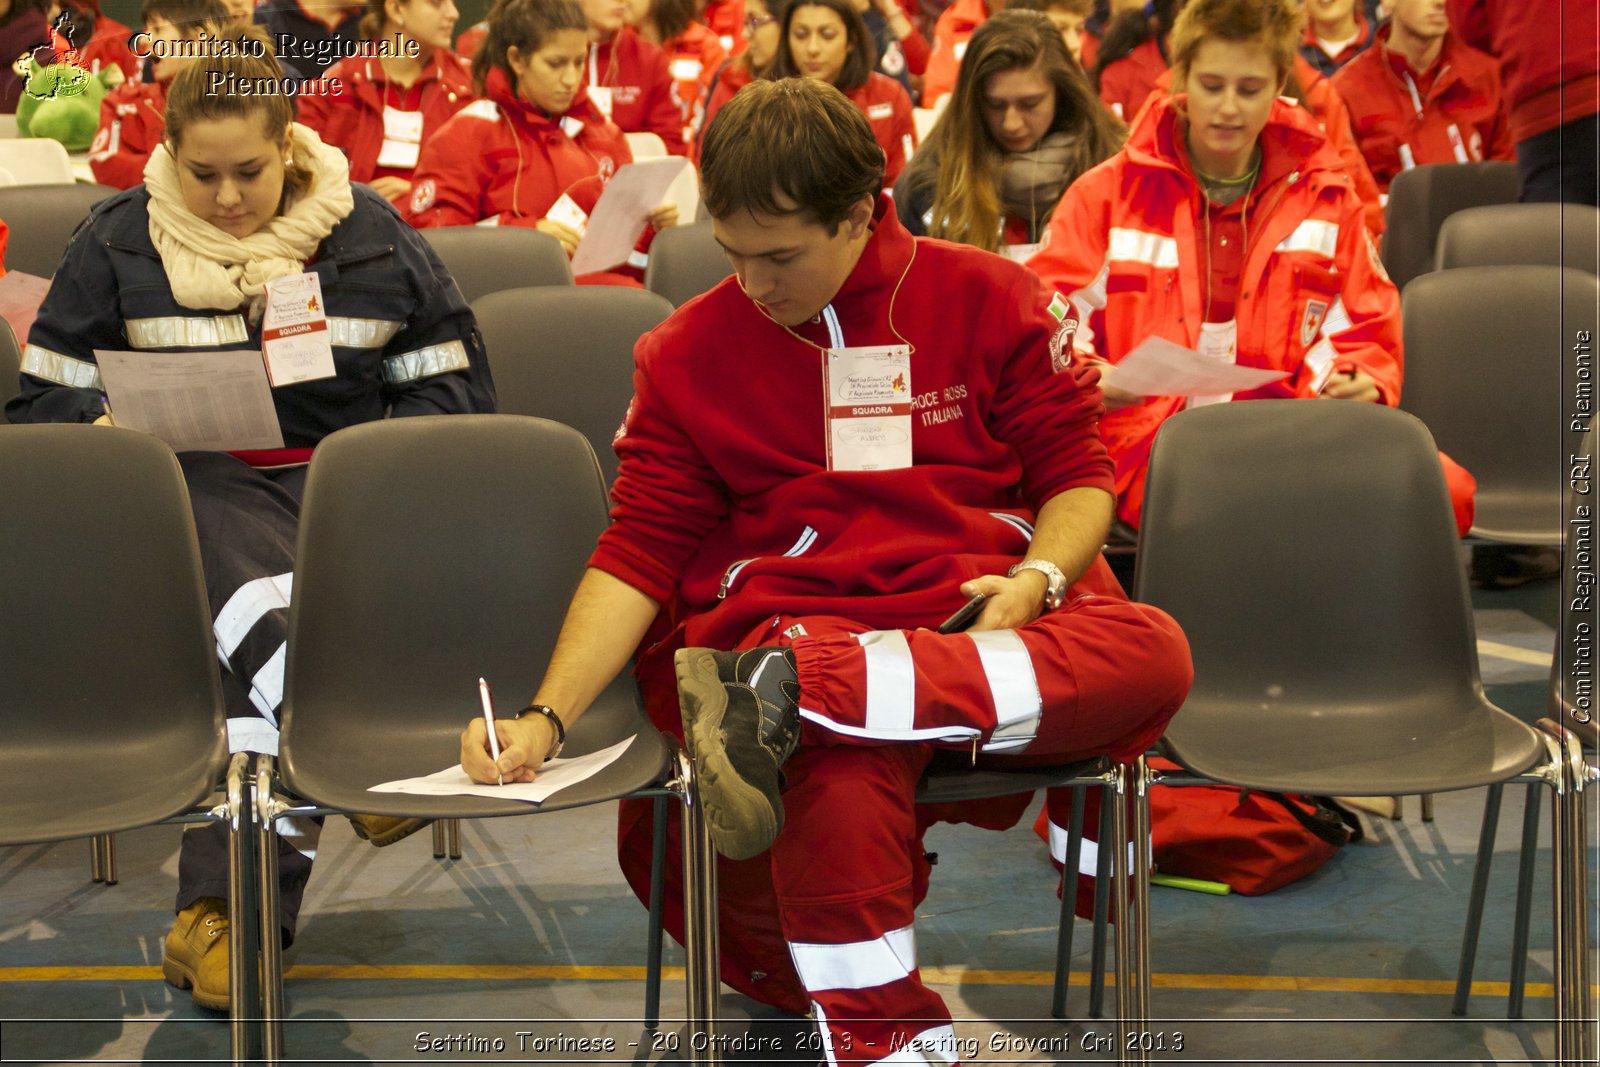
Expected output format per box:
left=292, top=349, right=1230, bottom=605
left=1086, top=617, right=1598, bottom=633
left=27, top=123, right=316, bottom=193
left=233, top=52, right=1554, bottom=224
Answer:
left=1102, top=336, right=1290, bottom=397
left=95, top=348, right=284, bottom=451
left=571, top=158, right=690, bottom=275
left=368, top=737, right=637, bottom=804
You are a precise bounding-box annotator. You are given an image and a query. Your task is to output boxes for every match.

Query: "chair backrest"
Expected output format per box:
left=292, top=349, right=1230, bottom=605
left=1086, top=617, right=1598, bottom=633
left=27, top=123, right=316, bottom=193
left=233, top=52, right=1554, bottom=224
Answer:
left=280, top=416, right=651, bottom=795
left=0, top=167, right=17, bottom=186
left=471, top=286, right=673, bottom=484
left=419, top=225, right=574, bottom=304
left=0, top=182, right=118, bottom=277
left=1434, top=202, right=1600, bottom=275
left=0, top=316, right=20, bottom=409
left=625, top=131, right=669, bottom=159
left=1401, top=265, right=1594, bottom=543
left=1135, top=402, right=1483, bottom=734
left=0, top=425, right=227, bottom=845
left=1381, top=161, right=1519, bottom=292
left=643, top=221, right=732, bottom=307
left=0, top=139, right=75, bottom=184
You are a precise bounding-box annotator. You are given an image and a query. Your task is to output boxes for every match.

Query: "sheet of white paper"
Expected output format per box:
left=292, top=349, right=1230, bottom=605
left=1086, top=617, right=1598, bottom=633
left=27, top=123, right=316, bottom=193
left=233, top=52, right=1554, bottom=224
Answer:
left=570, top=157, right=690, bottom=275
left=367, top=736, right=637, bottom=804
left=1103, top=336, right=1290, bottom=397
left=94, top=348, right=284, bottom=451
left=0, top=270, right=50, bottom=346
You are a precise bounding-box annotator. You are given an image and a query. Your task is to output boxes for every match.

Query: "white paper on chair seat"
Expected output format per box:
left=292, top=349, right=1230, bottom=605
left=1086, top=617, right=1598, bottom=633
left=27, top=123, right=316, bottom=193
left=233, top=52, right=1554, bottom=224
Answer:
left=367, top=736, right=637, bottom=804
left=1101, top=335, right=1289, bottom=398
left=570, top=157, right=690, bottom=275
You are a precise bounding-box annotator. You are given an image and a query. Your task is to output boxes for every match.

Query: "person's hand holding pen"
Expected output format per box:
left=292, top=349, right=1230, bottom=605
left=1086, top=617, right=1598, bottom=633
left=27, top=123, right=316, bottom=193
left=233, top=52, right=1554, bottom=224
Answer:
left=1319, top=367, right=1381, bottom=403
left=460, top=700, right=562, bottom=784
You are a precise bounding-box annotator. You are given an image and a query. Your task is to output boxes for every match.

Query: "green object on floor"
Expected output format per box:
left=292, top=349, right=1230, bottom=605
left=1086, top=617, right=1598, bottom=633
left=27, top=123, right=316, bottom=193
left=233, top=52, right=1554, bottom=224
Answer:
left=1151, top=872, right=1232, bottom=895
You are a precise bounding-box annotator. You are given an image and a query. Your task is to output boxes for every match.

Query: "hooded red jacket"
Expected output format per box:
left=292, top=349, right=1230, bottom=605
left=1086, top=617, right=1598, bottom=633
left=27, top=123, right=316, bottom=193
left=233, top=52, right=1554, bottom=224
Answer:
left=1333, top=26, right=1512, bottom=194
left=88, top=78, right=166, bottom=189
left=592, top=197, right=1117, bottom=659
left=298, top=50, right=476, bottom=184
left=1028, top=97, right=1410, bottom=527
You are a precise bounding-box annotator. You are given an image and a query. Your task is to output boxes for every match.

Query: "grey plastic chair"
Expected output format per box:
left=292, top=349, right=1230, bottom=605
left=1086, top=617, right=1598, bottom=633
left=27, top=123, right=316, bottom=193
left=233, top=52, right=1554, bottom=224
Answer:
left=1401, top=266, right=1596, bottom=545
left=1381, top=161, right=1519, bottom=293
left=0, top=425, right=253, bottom=1057
left=251, top=415, right=717, bottom=1063
left=1435, top=202, right=1600, bottom=276
left=471, top=286, right=674, bottom=485
left=1453, top=429, right=1595, bottom=1020
left=1135, top=402, right=1591, bottom=1062
left=419, top=225, right=574, bottom=304
left=643, top=221, right=733, bottom=307
left=0, top=182, right=118, bottom=277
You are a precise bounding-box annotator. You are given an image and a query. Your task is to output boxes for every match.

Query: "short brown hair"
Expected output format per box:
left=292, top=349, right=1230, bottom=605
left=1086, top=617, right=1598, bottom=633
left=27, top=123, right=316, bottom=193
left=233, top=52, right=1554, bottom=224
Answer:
left=700, top=77, right=883, bottom=230
left=1169, top=0, right=1300, bottom=85
left=141, top=0, right=232, bottom=33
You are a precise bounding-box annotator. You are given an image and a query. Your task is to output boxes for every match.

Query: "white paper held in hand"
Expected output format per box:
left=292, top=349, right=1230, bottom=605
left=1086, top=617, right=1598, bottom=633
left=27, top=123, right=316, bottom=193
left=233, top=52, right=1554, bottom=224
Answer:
left=569, top=157, right=690, bottom=275
left=94, top=348, right=285, bottom=452
left=1101, top=335, right=1290, bottom=398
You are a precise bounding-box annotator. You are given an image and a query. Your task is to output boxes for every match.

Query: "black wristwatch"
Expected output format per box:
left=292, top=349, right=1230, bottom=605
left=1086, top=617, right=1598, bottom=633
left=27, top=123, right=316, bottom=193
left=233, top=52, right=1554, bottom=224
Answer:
left=515, top=704, right=566, bottom=762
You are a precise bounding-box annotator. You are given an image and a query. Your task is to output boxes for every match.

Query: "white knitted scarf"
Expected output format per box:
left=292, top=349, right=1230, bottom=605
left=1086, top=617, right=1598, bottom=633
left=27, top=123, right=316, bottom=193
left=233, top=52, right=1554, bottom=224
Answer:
left=144, top=123, right=355, bottom=317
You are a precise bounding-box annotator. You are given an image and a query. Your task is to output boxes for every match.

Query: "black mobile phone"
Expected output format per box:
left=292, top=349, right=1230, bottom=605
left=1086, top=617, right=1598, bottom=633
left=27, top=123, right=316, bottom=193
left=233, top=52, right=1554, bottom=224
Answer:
left=937, top=594, right=988, bottom=634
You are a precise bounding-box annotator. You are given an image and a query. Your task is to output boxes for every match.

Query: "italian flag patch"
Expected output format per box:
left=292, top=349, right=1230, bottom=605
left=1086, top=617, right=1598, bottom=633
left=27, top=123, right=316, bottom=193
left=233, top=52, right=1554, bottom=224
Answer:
left=1047, top=292, right=1071, bottom=322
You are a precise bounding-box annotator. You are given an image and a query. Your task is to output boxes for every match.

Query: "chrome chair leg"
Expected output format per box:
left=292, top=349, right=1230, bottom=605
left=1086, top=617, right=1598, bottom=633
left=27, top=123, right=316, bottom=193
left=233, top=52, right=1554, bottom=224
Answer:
left=1111, top=761, right=1150, bottom=1066
left=674, top=745, right=720, bottom=1065
left=222, top=753, right=258, bottom=1067
left=645, top=794, right=669, bottom=1032
left=1131, top=756, right=1153, bottom=1029
left=89, top=834, right=116, bottom=884
left=1451, top=783, right=1503, bottom=1015
left=255, top=755, right=286, bottom=1067
left=1052, top=784, right=1088, bottom=1020
left=446, top=818, right=462, bottom=859
left=1421, top=793, right=1435, bottom=822
left=432, top=821, right=448, bottom=858
left=1536, top=719, right=1594, bottom=1066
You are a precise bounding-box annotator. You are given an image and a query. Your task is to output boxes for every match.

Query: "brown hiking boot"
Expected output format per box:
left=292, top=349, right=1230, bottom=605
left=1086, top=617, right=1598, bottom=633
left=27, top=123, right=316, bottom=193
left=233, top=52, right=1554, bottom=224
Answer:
left=346, top=813, right=431, bottom=847
left=162, top=897, right=230, bottom=1011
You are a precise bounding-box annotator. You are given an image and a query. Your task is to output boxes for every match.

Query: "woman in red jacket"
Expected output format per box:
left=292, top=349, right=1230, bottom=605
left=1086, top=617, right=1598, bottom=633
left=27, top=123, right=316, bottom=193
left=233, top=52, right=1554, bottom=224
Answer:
left=625, top=0, right=727, bottom=143
left=1091, top=0, right=1180, bottom=122
left=299, top=0, right=476, bottom=205
left=406, top=0, right=678, bottom=284
left=695, top=0, right=780, bottom=157
left=771, top=0, right=917, bottom=185
left=1028, top=0, right=1475, bottom=534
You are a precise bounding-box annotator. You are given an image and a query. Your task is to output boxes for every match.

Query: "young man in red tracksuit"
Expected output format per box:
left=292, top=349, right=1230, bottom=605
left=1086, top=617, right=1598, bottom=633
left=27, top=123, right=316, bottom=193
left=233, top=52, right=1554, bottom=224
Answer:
left=580, top=0, right=690, bottom=152
left=460, top=77, right=1193, bottom=1065
left=1332, top=0, right=1511, bottom=195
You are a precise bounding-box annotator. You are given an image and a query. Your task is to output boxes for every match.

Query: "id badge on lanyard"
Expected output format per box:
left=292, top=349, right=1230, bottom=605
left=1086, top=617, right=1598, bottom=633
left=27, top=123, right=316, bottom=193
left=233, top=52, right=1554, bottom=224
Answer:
left=823, top=344, right=913, bottom=471
left=261, top=272, right=336, bottom=387
left=1188, top=319, right=1238, bottom=409
left=377, top=105, right=424, bottom=169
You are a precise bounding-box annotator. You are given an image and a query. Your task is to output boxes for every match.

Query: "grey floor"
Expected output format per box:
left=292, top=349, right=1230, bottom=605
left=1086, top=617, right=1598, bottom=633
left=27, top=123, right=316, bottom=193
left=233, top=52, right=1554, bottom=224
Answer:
left=1, top=578, right=1595, bottom=1066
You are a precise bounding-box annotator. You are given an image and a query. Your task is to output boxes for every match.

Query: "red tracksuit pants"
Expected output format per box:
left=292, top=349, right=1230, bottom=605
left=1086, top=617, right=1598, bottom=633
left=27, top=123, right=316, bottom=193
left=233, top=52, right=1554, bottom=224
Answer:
left=619, top=591, right=1192, bottom=1065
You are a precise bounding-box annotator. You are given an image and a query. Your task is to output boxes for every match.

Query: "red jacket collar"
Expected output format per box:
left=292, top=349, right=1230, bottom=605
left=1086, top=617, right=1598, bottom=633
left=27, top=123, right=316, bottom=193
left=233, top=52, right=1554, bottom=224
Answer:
left=484, top=64, right=607, bottom=137
left=1302, top=8, right=1371, bottom=54
left=1378, top=23, right=1463, bottom=85
left=1125, top=94, right=1343, bottom=190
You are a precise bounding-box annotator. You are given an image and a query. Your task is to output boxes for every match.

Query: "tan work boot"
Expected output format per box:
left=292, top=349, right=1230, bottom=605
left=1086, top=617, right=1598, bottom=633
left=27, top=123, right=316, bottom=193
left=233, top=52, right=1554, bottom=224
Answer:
left=163, top=897, right=230, bottom=1011
left=346, top=813, right=431, bottom=847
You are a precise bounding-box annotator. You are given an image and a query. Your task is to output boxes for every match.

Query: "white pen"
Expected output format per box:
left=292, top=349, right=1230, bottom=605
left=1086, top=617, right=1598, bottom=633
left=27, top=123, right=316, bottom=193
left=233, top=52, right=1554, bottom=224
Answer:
left=479, top=677, right=502, bottom=786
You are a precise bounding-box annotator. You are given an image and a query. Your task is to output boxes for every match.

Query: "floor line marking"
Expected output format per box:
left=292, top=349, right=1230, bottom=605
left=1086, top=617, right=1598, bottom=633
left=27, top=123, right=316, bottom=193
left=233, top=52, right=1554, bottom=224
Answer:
left=1476, top=639, right=1554, bottom=667
left=0, top=965, right=1560, bottom=999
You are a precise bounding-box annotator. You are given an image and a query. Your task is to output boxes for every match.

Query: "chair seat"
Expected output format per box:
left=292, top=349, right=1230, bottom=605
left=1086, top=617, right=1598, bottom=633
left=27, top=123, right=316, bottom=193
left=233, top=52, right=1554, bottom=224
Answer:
left=1469, top=486, right=1565, bottom=545
left=1161, top=698, right=1547, bottom=797
left=281, top=701, right=673, bottom=821
left=915, top=757, right=1108, bottom=804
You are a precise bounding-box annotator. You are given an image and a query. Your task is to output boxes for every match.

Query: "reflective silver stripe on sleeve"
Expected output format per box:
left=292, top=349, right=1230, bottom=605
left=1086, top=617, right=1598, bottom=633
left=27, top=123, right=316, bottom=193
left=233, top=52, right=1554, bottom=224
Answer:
left=125, top=314, right=248, bottom=348
left=21, top=344, right=103, bottom=389
left=326, top=316, right=402, bottom=349
left=381, top=339, right=471, bottom=384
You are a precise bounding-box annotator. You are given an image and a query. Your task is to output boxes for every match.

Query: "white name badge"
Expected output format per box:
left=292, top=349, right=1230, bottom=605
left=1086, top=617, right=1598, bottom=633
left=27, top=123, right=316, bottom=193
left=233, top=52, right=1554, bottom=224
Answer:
left=376, top=105, right=424, bottom=169
left=824, top=344, right=913, bottom=472
left=546, top=191, right=590, bottom=235
left=261, top=272, right=336, bottom=387
left=1004, top=242, right=1041, bottom=263
left=588, top=85, right=614, bottom=119
left=668, top=57, right=702, bottom=82
left=1189, top=319, right=1238, bottom=409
